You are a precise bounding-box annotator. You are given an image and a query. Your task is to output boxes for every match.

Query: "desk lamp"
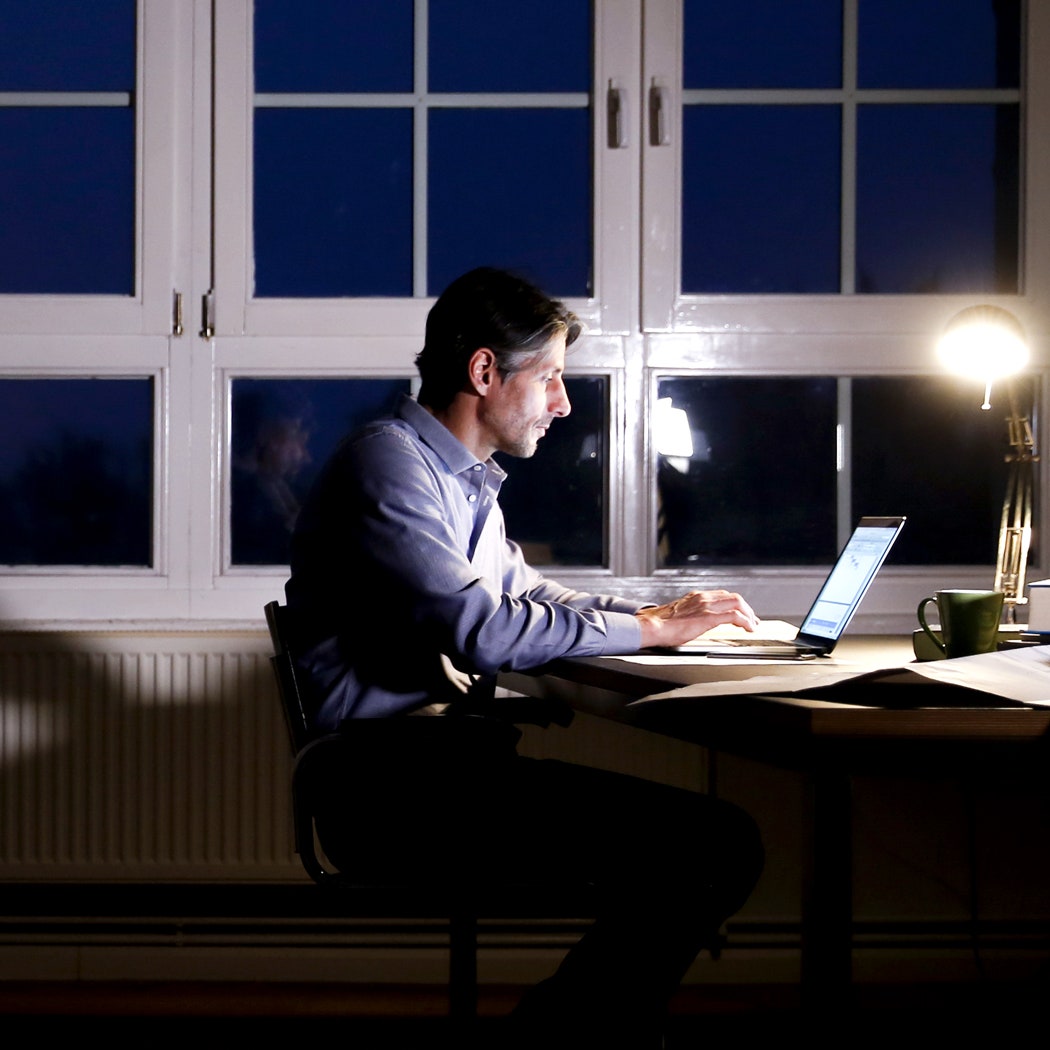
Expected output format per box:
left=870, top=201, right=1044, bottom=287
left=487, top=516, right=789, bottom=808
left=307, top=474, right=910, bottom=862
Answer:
left=937, top=305, right=1035, bottom=623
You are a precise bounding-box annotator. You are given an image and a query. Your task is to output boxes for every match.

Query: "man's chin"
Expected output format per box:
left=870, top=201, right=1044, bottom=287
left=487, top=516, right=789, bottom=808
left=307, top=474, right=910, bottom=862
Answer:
left=500, top=440, right=539, bottom=459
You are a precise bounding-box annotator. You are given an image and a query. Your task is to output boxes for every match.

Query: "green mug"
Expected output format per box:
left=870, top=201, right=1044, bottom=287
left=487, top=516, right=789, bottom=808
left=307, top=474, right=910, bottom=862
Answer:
left=916, top=589, right=1004, bottom=659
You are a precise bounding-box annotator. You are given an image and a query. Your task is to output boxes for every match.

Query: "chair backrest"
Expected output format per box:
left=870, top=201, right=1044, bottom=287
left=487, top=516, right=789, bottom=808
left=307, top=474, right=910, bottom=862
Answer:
left=264, top=600, right=311, bottom=754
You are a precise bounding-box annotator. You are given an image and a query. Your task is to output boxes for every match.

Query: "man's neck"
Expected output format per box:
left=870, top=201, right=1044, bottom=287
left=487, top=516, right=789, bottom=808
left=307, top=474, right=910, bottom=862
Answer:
left=425, top=396, right=493, bottom=462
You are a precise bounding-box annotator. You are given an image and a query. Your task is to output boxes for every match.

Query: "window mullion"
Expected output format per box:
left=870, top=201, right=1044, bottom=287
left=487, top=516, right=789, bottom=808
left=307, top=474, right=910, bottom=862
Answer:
left=840, top=0, right=859, bottom=295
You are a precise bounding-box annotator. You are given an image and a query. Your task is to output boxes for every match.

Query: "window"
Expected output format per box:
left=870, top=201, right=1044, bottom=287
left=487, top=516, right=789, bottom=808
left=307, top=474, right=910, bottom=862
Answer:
left=674, top=0, right=1020, bottom=299
left=0, top=0, right=1046, bottom=629
left=229, top=377, right=412, bottom=566
left=0, top=0, right=137, bottom=296
left=250, top=0, right=593, bottom=301
left=0, top=377, right=153, bottom=566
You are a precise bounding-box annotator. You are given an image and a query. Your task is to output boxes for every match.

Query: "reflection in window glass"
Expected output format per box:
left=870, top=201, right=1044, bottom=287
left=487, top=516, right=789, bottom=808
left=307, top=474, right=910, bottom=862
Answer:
left=856, top=104, right=1019, bottom=294
left=429, top=0, right=590, bottom=93
left=682, top=106, right=840, bottom=294
left=858, top=0, right=1020, bottom=89
left=852, top=376, right=1036, bottom=566
left=254, top=0, right=413, bottom=93
left=684, top=0, right=841, bottom=90
left=253, top=108, right=414, bottom=297
left=495, top=377, right=606, bottom=567
left=427, top=108, right=592, bottom=298
left=656, top=378, right=838, bottom=566
left=230, top=378, right=412, bottom=566
left=0, top=378, right=152, bottom=566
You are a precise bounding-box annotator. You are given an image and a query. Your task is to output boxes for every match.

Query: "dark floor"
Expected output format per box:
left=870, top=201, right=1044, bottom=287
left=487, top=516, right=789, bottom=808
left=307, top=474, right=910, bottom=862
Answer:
left=1, top=980, right=1044, bottom=1047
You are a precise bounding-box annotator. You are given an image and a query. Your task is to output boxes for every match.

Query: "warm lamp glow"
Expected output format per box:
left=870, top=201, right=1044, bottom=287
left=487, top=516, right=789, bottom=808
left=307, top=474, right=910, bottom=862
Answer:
left=937, top=305, right=1029, bottom=409
left=935, top=304, right=1037, bottom=620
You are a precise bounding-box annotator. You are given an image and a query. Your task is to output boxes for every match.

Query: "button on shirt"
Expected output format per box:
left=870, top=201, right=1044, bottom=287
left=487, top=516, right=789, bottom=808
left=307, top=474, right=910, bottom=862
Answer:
left=286, top=394, right=646, bottom=729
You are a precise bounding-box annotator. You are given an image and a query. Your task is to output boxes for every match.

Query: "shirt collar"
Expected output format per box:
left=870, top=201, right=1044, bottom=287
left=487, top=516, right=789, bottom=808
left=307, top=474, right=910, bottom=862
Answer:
left=396, top=394, right=507, bottom=481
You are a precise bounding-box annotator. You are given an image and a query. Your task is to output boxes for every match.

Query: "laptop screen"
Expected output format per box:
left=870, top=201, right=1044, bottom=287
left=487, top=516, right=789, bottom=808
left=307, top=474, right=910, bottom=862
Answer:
left=797, top=517, right=906, bottom=644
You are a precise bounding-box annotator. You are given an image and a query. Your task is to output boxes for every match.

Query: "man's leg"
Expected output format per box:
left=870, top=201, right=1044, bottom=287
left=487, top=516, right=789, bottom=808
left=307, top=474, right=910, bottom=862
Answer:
left=504, top=758, right=764, bottom=1045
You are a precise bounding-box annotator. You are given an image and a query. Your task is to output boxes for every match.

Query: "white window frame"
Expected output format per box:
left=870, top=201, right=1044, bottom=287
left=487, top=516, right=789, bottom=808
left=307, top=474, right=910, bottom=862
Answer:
left=0, top=0, right=1046, bottom=630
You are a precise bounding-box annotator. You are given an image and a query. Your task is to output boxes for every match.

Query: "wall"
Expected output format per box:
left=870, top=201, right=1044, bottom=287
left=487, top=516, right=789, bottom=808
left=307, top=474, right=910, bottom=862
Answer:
left=1, top=628, right=1048, bottom=989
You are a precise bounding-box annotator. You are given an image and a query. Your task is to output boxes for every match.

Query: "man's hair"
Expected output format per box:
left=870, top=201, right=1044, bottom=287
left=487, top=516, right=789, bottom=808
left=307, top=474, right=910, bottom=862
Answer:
left=415, top=267, right=582, bottom=410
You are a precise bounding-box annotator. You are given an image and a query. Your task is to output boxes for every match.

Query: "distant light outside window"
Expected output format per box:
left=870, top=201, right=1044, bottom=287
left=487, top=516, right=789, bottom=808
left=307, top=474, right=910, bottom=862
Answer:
left=495, top=376, right=606, bottom=567
left=656, top=378, right=838, bottom=566
left=230, top=377, right=412, bottom=566
left=0, top=377, right=153, bottom=567
left=0, top=0, right=136, bottom=295
left=251, top=0, right=593, bottom=300
left=681, top=0, right=1021, bottom=296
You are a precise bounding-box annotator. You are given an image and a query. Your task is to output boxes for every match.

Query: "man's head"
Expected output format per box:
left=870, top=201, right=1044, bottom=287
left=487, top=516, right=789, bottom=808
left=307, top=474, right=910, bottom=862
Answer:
left=415, top=267, right=582, bottom=412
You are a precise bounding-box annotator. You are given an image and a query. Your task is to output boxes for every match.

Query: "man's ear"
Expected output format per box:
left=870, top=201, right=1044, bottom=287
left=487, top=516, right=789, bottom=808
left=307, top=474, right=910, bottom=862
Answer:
left=468, top=347, right=497, bottom=396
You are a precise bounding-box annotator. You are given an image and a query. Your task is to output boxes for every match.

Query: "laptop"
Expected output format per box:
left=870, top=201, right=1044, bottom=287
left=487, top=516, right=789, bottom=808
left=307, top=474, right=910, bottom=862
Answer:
left=661, top=515, right=907, bottom=658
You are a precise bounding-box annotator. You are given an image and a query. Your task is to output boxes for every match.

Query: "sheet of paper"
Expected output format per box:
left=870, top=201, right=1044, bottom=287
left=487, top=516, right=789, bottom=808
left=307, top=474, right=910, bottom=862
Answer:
left=628, top=644, right=1050, bottom=707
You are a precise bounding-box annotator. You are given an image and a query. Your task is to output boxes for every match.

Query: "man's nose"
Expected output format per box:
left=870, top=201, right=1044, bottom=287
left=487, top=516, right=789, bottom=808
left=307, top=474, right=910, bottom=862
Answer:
left=551, top=379, right=571, bottom=417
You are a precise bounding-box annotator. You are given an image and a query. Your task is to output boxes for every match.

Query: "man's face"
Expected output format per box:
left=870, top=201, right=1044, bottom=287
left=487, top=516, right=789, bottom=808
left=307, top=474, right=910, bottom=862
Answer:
left=481, top=334, right=571, bottom=459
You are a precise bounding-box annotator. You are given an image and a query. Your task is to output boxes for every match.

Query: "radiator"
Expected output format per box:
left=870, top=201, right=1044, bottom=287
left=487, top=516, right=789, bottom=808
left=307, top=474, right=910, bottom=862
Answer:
left=0, top=629, right=300, bottom=880
left=0, top=628, right=708, bottom=880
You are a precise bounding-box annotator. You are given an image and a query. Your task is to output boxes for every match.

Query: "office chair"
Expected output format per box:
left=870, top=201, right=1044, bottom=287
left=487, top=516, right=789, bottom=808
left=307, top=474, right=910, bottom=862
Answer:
left=262, top=600, right=583, bottom=1031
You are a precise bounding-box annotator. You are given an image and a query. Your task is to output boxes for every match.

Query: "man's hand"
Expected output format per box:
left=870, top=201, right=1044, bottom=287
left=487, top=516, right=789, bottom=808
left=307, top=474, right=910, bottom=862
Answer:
left=635, top=589, right=759, bottom=650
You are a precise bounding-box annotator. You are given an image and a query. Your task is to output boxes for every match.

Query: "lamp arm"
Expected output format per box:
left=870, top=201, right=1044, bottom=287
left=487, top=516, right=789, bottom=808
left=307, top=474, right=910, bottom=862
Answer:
left=995, top=380, right=1038, bottom=621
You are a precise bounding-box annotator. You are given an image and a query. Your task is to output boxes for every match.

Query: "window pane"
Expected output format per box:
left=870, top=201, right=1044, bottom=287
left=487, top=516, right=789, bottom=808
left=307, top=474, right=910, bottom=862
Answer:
left=856, top=104, right=1020, bottom=294
left=859, top=0, right=1021, bottom=89
left=230, top=377, right=412, bottom=566
left=684, top=0, right=842, bottom=89
left=0, top=0, right=135, bottom=91
left=253, top=108, right=414, bottom=297
left=495, top=377, right=606, bottom=567
left=0, top=108, right=135, bottom=295
left=655, top=378, right=838, bottom=566
left=0, top=0, right=136, bottom=296
left=428, top=108, right=592, bottom=298
left=852, top=376, right=1036, bottom=567
left=0, top=378, right=152, bottom=567
left=429, top=0, right=590, bottom=93
left=682, top=106, right=841, bottom=294
left=254, top=0, right=413, bottom=93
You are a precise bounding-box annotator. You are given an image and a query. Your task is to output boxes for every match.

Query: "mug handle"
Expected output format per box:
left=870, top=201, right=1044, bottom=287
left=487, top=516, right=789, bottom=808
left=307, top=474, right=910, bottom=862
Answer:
left=916, top=596, right=946, bottom=655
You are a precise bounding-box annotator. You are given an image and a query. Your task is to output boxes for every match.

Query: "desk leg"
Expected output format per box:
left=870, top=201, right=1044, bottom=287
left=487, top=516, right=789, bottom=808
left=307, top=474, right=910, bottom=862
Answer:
left=801, top=767, right=853, bottom=1004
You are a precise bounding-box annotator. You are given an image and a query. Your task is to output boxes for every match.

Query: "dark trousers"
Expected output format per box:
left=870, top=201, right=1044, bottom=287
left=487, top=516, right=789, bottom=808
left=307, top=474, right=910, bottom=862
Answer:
left=500, top=757, right=763, bottom=1045
left=312, top=717, right=764, bottom=1045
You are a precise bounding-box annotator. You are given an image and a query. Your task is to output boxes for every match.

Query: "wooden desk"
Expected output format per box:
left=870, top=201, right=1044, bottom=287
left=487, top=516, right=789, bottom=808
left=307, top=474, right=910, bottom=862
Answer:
left=500, top=637, right=1050, bottom=1002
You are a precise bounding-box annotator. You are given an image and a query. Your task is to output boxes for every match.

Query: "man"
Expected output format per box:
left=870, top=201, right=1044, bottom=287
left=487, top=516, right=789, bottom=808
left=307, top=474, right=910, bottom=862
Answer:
left=285, top=267, right=764, bottom=1046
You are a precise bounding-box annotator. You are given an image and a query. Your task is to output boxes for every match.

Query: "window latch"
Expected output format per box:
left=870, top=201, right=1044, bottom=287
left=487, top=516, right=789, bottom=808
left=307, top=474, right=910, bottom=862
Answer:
left=199, top=290, right=215, bottom=339
left=649, top=79, right=671, bottom=147
left=607, top=81, right=627, bottom=149
left=172, top=290, right=184, bottom=337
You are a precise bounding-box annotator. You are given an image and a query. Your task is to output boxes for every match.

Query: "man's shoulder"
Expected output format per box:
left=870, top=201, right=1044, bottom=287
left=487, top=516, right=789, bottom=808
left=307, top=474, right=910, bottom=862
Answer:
left=348, top=415, right=424, bottom=455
